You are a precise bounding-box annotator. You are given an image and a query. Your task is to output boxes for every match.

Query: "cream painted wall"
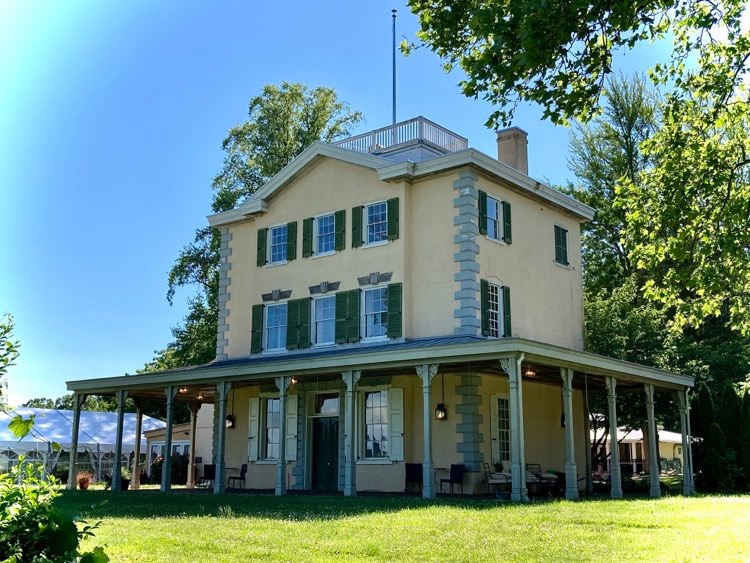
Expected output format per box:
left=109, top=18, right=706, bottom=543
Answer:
left=474, top=176, right=585, bottom=349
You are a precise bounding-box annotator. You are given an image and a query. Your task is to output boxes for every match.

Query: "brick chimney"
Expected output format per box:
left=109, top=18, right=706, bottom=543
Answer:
left=496, top=127, right=528, bottom=175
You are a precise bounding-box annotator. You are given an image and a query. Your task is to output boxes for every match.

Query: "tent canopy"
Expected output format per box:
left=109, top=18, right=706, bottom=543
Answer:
left=0, top=408, right=166, bottom=455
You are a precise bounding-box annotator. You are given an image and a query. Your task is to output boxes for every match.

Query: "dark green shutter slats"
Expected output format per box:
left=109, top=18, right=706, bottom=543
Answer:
left=502, top=286, right=512, bottom=337
left=386, top=283, right=403, bottom=338
left=286, top=221, right=297, bottom=261
left=302, top=218, right=313, bottom=258
left=352, top=206, right=363, bottom=248
left=334, top=209, right=346, bottom=251
left=387, top=198, right=399, bottom=240
left=555, top=225, right=569, bottom=265
left=335, top=290, right=361, bottom=343
left=257, top=228, right=268, bottom=267
left=286, top=298, right=311, bottom=350
left=502, top=201, right=512, bottom=244
left=251, top=304, right=264, bottom=353
left=478, top=190, right=488, bottom=235
left=480, top=279, right=490, bottom=336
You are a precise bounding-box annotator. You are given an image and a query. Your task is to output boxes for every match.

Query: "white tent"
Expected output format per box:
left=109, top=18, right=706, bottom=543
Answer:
left=0, top=407, right=166, bottom=478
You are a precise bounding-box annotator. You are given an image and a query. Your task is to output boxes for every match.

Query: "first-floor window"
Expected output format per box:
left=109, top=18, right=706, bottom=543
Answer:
left=313, top=295, right=335, bottom=346
left=363, top=287, right=388, bottom=339
left=264, top=398, right=280, bottom=460
left=265, top=303, right=287, bottom=350
left=364, top=390, right=389, bottom=458
left=497, top=397, right=510, bottom=462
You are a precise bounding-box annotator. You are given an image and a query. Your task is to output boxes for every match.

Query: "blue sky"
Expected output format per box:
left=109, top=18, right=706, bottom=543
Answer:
left=0, top=1, right=667, bottom=405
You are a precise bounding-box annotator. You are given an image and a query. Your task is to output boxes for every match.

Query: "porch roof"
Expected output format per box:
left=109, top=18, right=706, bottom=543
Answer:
left=67, top=336, right=693, bottom=399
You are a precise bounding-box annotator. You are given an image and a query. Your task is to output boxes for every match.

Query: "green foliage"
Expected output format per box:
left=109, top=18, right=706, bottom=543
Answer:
left=8, top=414, right=35, bottom=438
left=0, top=313, right=20, bottom=408
left=148, top=453, right=189, bottom=485
left=148, top=82, right=363, bottom=373
left=0, top=462, right=108, bottom=562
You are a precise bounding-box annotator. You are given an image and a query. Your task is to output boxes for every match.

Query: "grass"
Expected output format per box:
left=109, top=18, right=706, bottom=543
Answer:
left=54, top=491, right=750, bottom=562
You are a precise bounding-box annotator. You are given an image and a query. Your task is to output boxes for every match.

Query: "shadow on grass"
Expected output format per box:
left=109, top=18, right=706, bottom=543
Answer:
left=53, top=487, right=689, bottom=522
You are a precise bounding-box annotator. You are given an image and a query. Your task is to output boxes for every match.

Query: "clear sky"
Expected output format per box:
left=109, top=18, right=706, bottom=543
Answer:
left=0, top=1, right=667, bottom=405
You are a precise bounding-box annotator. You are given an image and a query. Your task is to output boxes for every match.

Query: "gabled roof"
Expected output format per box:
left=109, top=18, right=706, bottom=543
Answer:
left=207, top=141, right=594, bottom=228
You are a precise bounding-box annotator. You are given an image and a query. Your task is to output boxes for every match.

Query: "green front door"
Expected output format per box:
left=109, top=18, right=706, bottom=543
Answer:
left=311, top=417, right=339, bottom=491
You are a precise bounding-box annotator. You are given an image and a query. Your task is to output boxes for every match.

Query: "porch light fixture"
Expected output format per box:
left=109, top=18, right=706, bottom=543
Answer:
left=179, top=386, right=188, bottom=394
left=225, top=415, right=235, bottom=429
left=291, top=377, right=298, bottom=385
left=435, top=373, right=448, bottom=421
left=196, top=393, right=204, bottom=401
left=524, top=367, right=536, bottom=378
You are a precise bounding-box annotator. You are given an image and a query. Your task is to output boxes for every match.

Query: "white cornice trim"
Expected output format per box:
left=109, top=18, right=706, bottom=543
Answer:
left=66, top=337, right=692, bottom=394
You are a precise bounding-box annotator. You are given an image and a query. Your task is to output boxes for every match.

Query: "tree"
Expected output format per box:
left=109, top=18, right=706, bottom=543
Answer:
left=148, top=82, right=363, bottom=371
left=0, top=313, right=20, bottom=409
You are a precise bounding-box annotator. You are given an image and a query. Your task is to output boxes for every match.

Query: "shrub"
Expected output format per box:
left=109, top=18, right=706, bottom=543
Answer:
left=0, top=459, right=108, bottom=562
left=149, top=453, right=189, bottom=485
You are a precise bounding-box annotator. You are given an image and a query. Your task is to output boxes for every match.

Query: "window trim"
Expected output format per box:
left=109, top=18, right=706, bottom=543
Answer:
left=312, top=295, right=336, bottom=347
left=267, top=223, right=289, bottom=265
left=313, top=212, right=336, bottom=257
left=363, top=200, right=389, bottom=247
left=263, top=302, right=288, bottom=352
left=361, top=285, right=389, bottom=342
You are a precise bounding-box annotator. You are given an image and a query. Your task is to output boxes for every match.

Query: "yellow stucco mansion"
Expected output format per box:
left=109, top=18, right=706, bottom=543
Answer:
left=67, top=117, right=695, bottom=500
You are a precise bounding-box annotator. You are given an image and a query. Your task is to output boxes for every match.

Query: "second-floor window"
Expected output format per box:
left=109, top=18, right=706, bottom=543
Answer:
left=265, top=303, right=287, bottom=351
left=479, top=190, right=512, bottom=244
left=269, top=224, right=288, bottom=264
left=257, top=222, right=297, bottom=266
left=316, top=214, right=335, bottom=254
left=481, top=280, right=511, bottom=338
left=352, top=198, right=399, bottom=248
left=554, top=225, right=569, bottom=266
left=366, top=202, right=388, bottom=244
left=302, top=210, right=345, bottom=258
left=313, top=295, right=335, bottom=346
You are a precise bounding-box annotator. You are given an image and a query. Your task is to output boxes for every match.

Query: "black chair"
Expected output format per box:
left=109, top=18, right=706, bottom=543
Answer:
left=440, top=464, right=465, bottom=494
left=405, top=463, right=423, bottom=493
left=228, top=464, right=247, bottom=490
left=197, top=464, right=215, bottom=489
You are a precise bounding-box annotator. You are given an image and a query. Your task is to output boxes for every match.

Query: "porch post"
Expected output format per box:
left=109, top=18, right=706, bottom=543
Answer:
left=112, top=390, right=127, bottom=492
left=275, top=376, right=291, bottom=496
left=416, top=364, right=438, bottom=499
left=66, top=393, right=87, bottom=490
left=161, top=385, right=177, bottom=492
left=132, top=398, right=145, bottom=490
left=561, top=368, right=578, bottom=499
left=342, top=370, right=361, bottom=497
left=582, top=386, right=593, bottom=494
left=677, top=388, right=694, bottom=495
left=605, top=376, right=623, bottom=498
left=214, top=381, right=231, bottom=494
left=502, top=354, right=527, bottom=501
left=644, top=384, right=661, bottom=498
left=186, top=401, right=201, bottom=489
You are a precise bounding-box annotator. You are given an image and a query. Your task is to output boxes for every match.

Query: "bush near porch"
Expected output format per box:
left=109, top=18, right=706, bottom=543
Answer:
left=54, top=491, right=749, bottom=561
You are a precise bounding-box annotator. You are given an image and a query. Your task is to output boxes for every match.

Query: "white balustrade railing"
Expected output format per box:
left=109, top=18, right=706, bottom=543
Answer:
left=334, top=117, right=467, bottom=154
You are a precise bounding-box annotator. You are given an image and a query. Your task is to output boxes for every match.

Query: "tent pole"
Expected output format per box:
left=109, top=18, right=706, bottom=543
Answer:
left=66, top=394, right=87, bottom=490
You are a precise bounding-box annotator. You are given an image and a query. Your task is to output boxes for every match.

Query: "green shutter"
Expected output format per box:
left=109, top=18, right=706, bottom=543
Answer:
left=347, top=289, right=361, bottom=343
left=334, top=209, right=346, bottom=251
left=286, top=299, right=300, bottom=349
left=286, top=221, right=297, bottom=261
left=352, top=206, right=363, bottom=248
left=386, top=283, right=403, bottom=338
left=480, top=279, right=490, bottom=336
left=256, top=228, right=268, bottom=267
left=251, top=304, right=264, bottom=353
left=298, top=297, right=311, bottom=349
left=302, top=218, right=313, bottom=258
left=502, top=286, right=512, bottom=337
left=478, top=190, right=488, bottom=235
left=335, top=292, right=349, bottom=343
left=387, top=197, right=399, bottom=240
left=555, top=225, right=569, bottom=265
left=502, top=201, right=512, bottom=244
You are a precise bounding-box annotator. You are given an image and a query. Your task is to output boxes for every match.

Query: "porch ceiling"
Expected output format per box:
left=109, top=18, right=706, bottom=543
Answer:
left=66, top=336, right=693, bottom=399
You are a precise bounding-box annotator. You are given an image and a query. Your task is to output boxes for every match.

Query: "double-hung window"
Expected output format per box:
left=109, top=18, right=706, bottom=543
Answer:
left=263, top=398, right=281, bottom=460
left=313, top=295, right=335, bottom=346
left=316, top=214, right=335, bottom=255
left=364, top=389, right=389, bottom=459
left=486, top=196, right=501, bottom=240
left=265, top=303, right=287, bottom=351
left=269, top=224, right=288, bottom=264
left=366, top=202, right=388, bottom=244
left=479, top=190, right=512, bottom=243
left=363, top=287, right=388, bottom=340
left=352, top=198, right=399, bottom=248
left=481, top=280, right=511, bottom=338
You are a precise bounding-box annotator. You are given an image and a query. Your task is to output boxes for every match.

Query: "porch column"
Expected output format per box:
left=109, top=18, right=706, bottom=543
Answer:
left=132, top=398, right=145, bottom=490
left=605, top=376, right=623, bottom=498
left=275, top=376, right=291, bottom=496
left=161, top=385, right=177, bottom=492
left=416, top=364, right=438, bottom=499
left=342, top=370, right=361, bottom=497
left=66, top=393, right=87, bottom=490
left=677, top=388, right=694, bottom=495
left=112, top=390, right=127, bottom=492
left=502, top=354, right=527, bottom=501
left=582, top=384, right=593, bottom=493
left=186, top=401, right=201, bottom=489
left=214, top=381, right=231, bottom=494
left=561, top=368, right=578, bottom=500
left=644, top=384, right=661, bottom=498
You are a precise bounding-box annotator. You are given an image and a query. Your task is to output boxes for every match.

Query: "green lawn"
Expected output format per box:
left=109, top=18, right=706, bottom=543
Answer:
left=54, top=491, right=750, bottom=562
